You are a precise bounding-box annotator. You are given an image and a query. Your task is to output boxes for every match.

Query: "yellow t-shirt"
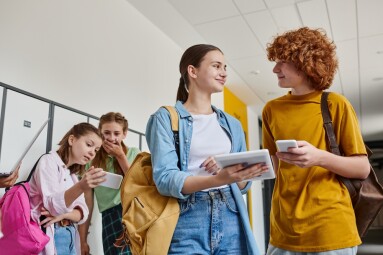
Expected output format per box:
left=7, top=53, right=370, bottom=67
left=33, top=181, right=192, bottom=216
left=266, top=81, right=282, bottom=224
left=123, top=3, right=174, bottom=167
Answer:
left=262, top=91, right=367, bottom=252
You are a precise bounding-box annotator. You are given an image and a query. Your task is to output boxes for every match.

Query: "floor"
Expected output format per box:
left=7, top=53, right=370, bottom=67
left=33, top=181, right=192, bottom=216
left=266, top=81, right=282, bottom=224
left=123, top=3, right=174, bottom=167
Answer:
left=357, top=229, right=383, bottom=255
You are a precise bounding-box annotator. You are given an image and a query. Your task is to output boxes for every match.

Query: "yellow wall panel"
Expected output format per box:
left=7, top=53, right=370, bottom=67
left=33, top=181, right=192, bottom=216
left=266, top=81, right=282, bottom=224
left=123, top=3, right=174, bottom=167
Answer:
left=223, top=87, right=253, bottom=227
left=223, top=87, right=248, bottom=148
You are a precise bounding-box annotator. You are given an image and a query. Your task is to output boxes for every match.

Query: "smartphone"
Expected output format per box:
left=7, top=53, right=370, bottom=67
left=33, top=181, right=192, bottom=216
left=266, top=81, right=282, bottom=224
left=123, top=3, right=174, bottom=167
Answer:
left=99, top=172, right=123, bottom=189
left=276, top=140, right=298, bottom=152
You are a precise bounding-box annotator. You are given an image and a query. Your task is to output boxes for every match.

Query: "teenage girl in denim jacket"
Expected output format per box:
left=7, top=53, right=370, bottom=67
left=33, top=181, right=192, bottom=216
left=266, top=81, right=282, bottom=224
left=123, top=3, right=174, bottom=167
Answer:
left=146, top=44, right=268, bottom=255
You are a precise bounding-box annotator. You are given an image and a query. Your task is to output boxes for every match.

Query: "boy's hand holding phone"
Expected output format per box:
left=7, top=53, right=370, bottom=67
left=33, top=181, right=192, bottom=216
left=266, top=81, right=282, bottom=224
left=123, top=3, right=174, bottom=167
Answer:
left=276, top=140, right=298, bottom=152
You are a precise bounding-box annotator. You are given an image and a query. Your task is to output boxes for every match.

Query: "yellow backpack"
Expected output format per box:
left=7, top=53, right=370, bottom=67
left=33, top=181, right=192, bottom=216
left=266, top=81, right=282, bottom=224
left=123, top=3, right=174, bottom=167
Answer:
left=117, top=106, right=180, bottom=255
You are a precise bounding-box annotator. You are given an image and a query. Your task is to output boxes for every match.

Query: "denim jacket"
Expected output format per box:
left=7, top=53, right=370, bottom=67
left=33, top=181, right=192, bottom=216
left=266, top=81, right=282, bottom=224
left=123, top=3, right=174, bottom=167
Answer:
left=146, top=101, right=260, bottom=255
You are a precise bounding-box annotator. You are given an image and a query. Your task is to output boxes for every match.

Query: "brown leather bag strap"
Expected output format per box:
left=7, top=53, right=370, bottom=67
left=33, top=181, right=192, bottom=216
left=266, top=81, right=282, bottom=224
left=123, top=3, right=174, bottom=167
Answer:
left=320, top=91, right=355, bottom=188
left=320, top=92, right=341, bottom=156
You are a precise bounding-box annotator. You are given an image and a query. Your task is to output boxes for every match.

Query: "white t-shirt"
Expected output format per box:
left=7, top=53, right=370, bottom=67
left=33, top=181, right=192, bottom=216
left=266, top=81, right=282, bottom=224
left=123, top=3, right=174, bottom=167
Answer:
left=188, top=112, right=231, bottom=190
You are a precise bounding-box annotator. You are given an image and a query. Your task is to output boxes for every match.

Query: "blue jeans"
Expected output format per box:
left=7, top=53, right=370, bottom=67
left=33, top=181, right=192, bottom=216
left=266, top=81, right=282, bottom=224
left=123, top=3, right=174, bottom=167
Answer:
left=267, top=244, right=358, bottom=255
left=168, top=187, right=247, bottom=255
left=54, top=224, right=76, bottom=255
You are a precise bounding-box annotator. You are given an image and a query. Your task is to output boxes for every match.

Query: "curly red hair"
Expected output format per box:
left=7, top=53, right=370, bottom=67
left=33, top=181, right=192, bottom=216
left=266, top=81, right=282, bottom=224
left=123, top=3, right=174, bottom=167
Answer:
left=266, top=27, right=338, bottom=90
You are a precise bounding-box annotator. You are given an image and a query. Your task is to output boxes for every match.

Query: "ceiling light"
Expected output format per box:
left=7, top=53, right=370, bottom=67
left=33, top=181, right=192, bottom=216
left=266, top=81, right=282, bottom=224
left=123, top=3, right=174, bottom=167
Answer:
left=250, top=70, right=260, bottom=75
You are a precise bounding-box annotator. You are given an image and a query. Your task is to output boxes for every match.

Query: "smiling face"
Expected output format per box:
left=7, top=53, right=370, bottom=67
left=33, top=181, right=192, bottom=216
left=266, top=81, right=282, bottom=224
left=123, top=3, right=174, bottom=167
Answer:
left=101, top=121, right=126, bottom=144
left=190, top=50, right=227, bottom=94
left=68, top=132, right=102, bottom=166
left=272, top=60, right=306, bottom=89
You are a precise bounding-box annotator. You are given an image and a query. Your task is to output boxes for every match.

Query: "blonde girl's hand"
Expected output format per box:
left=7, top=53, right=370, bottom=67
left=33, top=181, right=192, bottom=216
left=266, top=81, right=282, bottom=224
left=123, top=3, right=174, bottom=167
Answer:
left=79, top=166, right=106, bottom=190
left=200, top=156, right=220, bottom=175
left=102, top=138, right=124, bottom=158
left=215, top=162, right=270, bottom=184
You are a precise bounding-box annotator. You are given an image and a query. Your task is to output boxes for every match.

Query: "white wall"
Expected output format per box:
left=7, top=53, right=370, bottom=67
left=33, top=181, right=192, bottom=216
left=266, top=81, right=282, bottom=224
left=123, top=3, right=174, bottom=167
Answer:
left=0, top=0, right=185, bottom=133
left=0, top=1, right=189, bottom=254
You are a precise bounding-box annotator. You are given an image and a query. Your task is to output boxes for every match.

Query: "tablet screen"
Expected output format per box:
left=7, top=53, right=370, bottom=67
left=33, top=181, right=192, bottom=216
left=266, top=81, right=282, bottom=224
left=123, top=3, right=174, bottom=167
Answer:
left=214, top=149, right=275, bottom=181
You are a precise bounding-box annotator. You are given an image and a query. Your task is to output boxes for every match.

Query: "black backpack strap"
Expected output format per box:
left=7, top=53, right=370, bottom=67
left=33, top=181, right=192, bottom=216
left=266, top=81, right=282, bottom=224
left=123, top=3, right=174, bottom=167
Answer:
left=26, top=153, right=49, bottom=182
left=4, top=153, right=48, bottom=192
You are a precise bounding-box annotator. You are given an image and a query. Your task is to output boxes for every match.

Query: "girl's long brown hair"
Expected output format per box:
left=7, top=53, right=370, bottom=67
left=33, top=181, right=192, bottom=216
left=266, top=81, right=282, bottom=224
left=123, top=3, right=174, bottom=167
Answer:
left=91, top=112, right=128, bottom=176
left=57, top=122, right=101, bottom=175
left=176, top=44, right=223, bottom=102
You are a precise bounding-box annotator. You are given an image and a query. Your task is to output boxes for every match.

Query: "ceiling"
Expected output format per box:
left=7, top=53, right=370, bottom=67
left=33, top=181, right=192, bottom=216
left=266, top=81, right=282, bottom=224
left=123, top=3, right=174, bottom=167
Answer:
left=126, top=0, right=383, bottom=142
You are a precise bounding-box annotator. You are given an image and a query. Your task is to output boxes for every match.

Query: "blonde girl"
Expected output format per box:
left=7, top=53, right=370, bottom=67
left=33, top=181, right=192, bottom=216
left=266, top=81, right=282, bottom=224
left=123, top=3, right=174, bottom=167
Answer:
left=79, top=112, right=140, bottom=255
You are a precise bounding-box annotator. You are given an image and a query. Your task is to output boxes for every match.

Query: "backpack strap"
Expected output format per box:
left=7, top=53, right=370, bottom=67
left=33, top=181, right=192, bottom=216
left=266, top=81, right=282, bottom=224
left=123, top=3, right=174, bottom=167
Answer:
left=161, top=106, right=181, bottom=168
left=320, top=92, right=373, bottom=157
left=5, top=153, right=48, bottom=192
left=162, top=106, right=179, bottom=132
left=320, top=92, right=362, bottom=193
left=320, top=92, right=341, bottom=156
left=26, top=153, right=49, bottom=182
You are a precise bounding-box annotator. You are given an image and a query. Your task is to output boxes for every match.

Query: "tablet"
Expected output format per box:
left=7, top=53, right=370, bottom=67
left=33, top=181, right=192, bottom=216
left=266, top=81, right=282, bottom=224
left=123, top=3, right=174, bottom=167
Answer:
left=99, top=172, right=123, bottom=189
left=214, top=149, right=275, bottom=181
left=0, top=119, right=49, bottom=177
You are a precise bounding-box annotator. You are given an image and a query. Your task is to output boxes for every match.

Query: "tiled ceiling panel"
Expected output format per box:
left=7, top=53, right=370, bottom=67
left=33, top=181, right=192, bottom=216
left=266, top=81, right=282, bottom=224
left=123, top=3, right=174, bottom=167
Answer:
left=359, top=35, right=383, bottom=71
left=233, top=0, right=267, bottom=14
left=265, top=0, right=296, bottom=9
left=330, top=73, right=343, bottom=95
left=336, top=39, right=359, bottom=113
left=297, top=0, right=332, bottom=39
left=245, top=10, right=279, bottom=49
left=168, top=0, right=239, bottom=25
left=271, top=5, right=302, bottom=32
left=230, top=55, right=283, bottom=101
left=337, top=39, right=358, bottom=73
left=357, top=0, right=383, bottom=37
left=326, top=0, right=357, bottom=41
left=194, top=16, right=264, bottom=60
left=360, top=67, right=383, bottom=140
left=339, top=69, right=361, bottom=119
